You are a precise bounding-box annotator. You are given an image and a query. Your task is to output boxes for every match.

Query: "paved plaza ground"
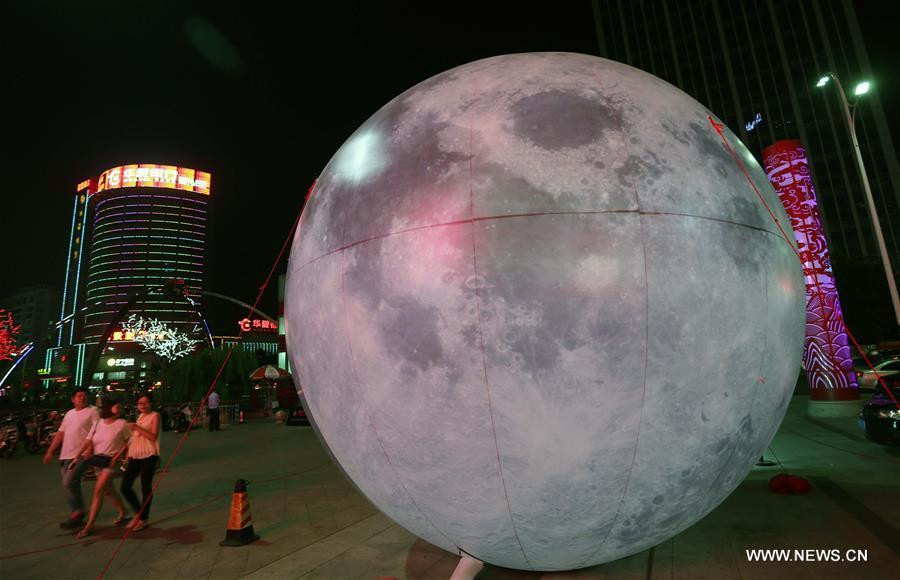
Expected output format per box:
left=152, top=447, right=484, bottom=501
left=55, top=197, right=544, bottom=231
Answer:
left=1, top=392, right=898, bottom=579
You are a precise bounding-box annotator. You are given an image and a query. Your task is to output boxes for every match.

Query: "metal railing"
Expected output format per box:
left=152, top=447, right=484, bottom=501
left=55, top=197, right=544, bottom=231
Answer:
left=182, top=402, right=240, bottom=426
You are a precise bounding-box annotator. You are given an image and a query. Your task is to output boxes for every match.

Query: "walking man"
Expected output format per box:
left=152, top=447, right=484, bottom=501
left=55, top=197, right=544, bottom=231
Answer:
left=207, top=388, right=220, bottom=431
left=44, top=387, right=100, bottom=529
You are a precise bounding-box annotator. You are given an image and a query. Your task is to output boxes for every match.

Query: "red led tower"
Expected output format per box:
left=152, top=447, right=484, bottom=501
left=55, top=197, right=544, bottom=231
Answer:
left=763, top=140, right=858, bottom=401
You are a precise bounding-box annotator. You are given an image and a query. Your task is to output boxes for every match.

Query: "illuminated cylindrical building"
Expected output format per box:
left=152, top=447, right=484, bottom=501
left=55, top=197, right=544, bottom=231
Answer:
left=81, top=165, right=210, bottom=342
left=47, top=164, right=211, bottom=388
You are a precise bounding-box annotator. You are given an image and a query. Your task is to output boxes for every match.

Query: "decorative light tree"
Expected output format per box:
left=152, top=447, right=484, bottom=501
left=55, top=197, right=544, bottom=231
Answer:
left=120, top=315, right=202, bottom=361
left=0, top=309, right=21, bottom=361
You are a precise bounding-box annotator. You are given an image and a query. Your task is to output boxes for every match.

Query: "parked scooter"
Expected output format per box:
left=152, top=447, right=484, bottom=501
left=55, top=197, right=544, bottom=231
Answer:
left=17, top=413, right=37, bottom=453
left=22, top=411, right=59, bottom=454
left=0, top=416, right=19, bottom=458
left=172, top=409, right=190, bottom=432
left=157, top=404, right=177, bottom=432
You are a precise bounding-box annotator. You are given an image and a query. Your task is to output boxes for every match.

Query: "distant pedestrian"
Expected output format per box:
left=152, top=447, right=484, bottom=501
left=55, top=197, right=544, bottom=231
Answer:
left=75, top=399, right=131, bottom=538
left=121, top=393, right=161, bottom=532
left=207, top=389, right=220, bottom=431
left=181, top=401, right=193, bottom=424
left=43, top=387, right=99, bottom=529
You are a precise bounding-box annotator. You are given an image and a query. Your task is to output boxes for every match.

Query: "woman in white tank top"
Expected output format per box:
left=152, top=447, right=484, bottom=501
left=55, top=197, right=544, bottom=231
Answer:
left=75, top=399, right=130, bottom=538
left=121, top=393, right=161, bottom=531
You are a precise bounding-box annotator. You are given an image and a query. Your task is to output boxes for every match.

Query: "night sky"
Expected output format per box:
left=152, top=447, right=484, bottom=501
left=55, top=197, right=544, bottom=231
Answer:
left=3, top=1, right=898, bottom=333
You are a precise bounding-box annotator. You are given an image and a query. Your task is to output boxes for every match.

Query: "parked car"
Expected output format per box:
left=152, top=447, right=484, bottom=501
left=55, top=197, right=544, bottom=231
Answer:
left=856, top=357, right=900, bottom=387
left=859, top=376, right=900, bottom=445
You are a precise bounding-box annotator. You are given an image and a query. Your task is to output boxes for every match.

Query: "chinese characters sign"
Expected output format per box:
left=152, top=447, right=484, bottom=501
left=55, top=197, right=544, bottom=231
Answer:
left=95, top=164, right=211, bottom=195
left=238, top=318, right=279, bottom=333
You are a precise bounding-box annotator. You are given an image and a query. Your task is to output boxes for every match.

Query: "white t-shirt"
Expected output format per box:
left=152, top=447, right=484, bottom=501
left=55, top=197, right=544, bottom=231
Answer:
left=208, top=392, right=220, bottom=409
left=59, top=406, right=99, bottom=460
left=86, top=418, right=131, bottom=457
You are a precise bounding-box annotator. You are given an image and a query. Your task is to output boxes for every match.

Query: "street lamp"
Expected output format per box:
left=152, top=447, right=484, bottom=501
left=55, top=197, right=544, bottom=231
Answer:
left=816, top=72, right=900, bottom=330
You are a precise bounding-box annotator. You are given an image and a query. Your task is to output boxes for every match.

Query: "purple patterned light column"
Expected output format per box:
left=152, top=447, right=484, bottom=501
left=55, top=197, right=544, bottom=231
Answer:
left=763, top=140, right=858, bottom=401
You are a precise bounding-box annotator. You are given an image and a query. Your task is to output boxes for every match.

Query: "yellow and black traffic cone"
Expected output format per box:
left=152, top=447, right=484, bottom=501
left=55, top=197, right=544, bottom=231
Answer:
left=220, top=479, right=260, bottom=546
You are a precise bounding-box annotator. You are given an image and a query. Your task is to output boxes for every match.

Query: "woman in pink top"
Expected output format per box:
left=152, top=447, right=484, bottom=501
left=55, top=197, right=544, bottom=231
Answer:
left=121, top=392, right=161, bottom=531
left=75, top=399, right=131, bottom=538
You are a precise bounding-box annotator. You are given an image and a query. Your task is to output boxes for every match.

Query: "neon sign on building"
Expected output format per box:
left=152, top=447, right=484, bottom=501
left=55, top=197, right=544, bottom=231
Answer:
left=745, top=112, right=763, bottom=132
left=110, top=330, right=164, bottom=342
left=95, top=164, right=211, bottom=195
left=238, top=318, right=279, bottom=333
left=106, top=357, right=135, bottom=368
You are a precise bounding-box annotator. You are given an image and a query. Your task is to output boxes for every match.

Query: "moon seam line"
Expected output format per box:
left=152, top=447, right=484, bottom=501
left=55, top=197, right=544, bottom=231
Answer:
left=337, top=199, right=459, bottom=552
left=467, top=125, right=535, bottom=570
left=575, top=107, right=652, bottom=567
left=295, top=209, right=789, bottom=273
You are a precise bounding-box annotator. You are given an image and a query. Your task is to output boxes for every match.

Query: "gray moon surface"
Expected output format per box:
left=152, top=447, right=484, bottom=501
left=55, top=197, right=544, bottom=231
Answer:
left=285, top=53, right=805, bottom=571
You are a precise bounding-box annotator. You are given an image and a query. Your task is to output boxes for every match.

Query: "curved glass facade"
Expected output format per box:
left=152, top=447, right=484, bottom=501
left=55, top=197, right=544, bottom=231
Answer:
left=81, top=188, right=208, bottom=342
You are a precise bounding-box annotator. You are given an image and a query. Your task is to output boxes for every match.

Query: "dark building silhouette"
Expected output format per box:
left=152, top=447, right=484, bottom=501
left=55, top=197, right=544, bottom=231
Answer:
left=0, top=286, right=60, bottom=388
left=592, top=0, right=900, bottom=272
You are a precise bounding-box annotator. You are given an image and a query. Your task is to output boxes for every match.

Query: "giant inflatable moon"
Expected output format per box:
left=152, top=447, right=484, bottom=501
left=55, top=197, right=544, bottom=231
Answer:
left=285, top=53, right=804, bottom=571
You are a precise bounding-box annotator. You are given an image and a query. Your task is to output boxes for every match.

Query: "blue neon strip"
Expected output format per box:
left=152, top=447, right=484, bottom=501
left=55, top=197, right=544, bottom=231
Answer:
left=57, top=196, right=80, bottom=347
left=41, top=347, right=57, bottom=391
left=70, top=198, right=91, bottom=343
left=77, top=344, right=85, bottom=386
left=0, top=344, right=34, bottom=389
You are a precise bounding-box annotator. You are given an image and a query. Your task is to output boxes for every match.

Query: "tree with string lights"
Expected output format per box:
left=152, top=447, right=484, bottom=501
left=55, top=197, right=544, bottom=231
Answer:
left=0, top=309, right=21, bottom=361
left=120, top=314, right=202, bottom=361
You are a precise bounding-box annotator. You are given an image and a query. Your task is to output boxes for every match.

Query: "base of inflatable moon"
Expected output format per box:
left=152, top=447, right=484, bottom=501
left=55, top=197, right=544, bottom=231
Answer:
left=285, top=53, right=804, bottom=570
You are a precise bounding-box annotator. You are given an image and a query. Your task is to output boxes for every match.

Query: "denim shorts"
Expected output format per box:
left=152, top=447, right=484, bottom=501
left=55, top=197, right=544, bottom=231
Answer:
left=86, top=454, right=112, bottom=469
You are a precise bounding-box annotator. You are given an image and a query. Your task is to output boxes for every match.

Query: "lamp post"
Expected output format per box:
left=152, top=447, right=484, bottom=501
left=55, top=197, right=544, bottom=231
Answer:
left=817, top=73, right=900, bottom=330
